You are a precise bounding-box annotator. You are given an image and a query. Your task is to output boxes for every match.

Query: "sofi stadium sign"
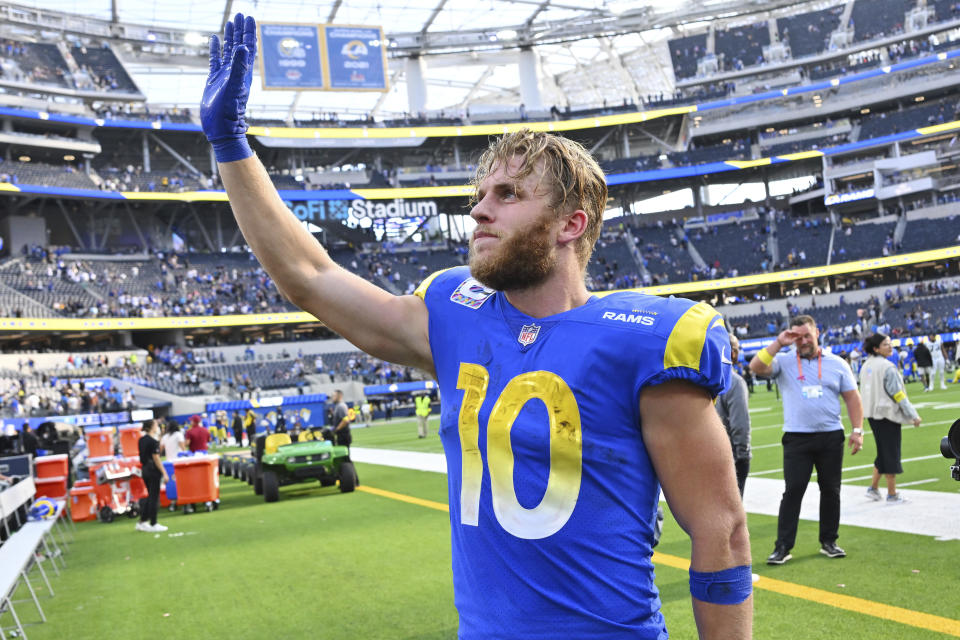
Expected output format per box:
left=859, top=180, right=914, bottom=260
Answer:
left=283, top=198, right=439, bottom=221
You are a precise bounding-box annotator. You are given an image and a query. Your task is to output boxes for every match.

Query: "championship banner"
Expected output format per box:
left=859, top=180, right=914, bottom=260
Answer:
left=258, top=23, right=325, bottom=90
left=322, top=25, right=389, bottom=91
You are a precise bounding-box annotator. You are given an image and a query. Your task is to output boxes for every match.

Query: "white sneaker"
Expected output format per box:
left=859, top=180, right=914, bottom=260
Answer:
left=150, top=523, right=168, bottom=532
left=135, top=521, right=150, bottom=532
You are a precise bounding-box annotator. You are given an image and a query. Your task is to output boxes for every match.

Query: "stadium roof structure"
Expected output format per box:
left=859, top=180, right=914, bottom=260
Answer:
left=12, top=0, right=829, bottom=120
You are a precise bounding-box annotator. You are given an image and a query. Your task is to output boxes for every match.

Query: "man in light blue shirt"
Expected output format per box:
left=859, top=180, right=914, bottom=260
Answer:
left=749, top=314, right=864, bottom=565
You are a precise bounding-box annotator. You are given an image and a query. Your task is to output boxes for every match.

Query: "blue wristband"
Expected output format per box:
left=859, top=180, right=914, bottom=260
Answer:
left=212, top=136, right=253, bottom=163
left=689, top=564, right=753, bottom=605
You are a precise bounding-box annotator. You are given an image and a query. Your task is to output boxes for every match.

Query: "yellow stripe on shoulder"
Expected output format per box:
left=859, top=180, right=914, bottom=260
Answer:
left=414, top=268, right=454, bottom=300
left=664, top=302, right=720, bottom=372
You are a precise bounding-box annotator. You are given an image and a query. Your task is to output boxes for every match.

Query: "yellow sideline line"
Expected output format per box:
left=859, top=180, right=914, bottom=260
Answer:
left=357, top=483, right=960, bottom=637
left=356, top=484, right=450, bottom=512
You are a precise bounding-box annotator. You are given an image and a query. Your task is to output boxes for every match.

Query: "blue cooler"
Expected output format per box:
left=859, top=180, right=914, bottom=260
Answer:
left=163, top=460, right=177, bottom=501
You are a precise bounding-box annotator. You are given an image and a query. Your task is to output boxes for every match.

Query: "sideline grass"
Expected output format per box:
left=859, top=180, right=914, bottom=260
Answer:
left=11, top=382, right=960, bottom=639
left=14, top=463, right=960, bottom=639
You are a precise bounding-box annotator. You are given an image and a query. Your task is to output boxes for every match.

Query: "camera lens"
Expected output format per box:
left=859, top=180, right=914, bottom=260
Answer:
left=943, top=419, right=960, bottom=459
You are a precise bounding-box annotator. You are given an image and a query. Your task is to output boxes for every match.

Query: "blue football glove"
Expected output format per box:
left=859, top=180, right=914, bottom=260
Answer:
left=202, top=13, right=258, bottom=163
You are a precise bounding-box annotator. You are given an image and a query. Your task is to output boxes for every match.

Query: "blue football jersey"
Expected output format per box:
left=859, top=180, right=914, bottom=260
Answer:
left=415, top=266, right=731, bottom=640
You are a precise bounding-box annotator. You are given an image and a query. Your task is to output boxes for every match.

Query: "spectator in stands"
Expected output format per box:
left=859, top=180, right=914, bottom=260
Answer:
left=184, top=414, right=210, bottom=452
left=715, top=334, right=752, bottom=497
left=750, top=315, right=864, bottom=565
left=160, top=420, right=185, bottom=459
left=136, top=419, right=169, bottom=532
left=859, top=333, right=921, bottom=504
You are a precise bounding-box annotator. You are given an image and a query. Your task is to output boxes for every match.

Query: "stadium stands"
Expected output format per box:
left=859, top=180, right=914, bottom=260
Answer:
left=715, top=22, right=769, bottom=71
left=767, top=134, right=848, bottom=156
left=775, top=214, right=832, bottom=268
left=631, top=223, right=698, bottom=284
left=70, top=44, right=139, bottom=93
left=932, top=0, right=960, bottom=23
left=586, top=231, right=642, bottom=290
left=669, top=139, right=749, bottom=166
left=777, top=6, right=844, bottom=59
left=830, top=220, right=897, bottom=261
left=0, top=160, right=97, bottom=190
left=0, top=39, right=70, bottom=87
left=600, top=155, right=662, bottom=174
left=850, top=0, right=910, bottom=42
left=858, top=98, right=954, bottom=140
left=900, top=215, right=960, bottom=252
left=692, top=220, right=772, bottom=278
left=668, top=33, right=708, bottom=80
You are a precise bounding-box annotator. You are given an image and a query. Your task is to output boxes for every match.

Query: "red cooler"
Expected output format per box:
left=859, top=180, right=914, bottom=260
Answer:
left=88, top=458, right=116, bottom=508
left=35, top=475, right=68, bottom=500
left=120, top=457, right=148, bottom=501
left=35, top=454, right=69, bottom=479
left=171, top=455, right=220, bottom=504
left=70, top=487, right=96, bottom=522
left=118, top=425, right=142, bottom=458
left=85, top=427, right=115, bottom=459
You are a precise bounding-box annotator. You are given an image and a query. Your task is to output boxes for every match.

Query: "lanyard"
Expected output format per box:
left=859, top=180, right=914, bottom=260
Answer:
left=796, top=349, right=822, bottom=381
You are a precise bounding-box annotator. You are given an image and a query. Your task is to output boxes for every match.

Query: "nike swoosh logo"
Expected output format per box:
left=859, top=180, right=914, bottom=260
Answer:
left=721, top=356, right=733, bottom=365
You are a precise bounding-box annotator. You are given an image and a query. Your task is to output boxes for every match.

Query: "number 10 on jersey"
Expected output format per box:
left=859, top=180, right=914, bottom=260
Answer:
left=456, top=363, right=583, bottom=540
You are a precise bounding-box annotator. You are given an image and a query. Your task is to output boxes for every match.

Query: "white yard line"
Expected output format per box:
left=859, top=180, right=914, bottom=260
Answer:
left=896, top=478, right=939, bottom=488
left=351, top=447, right=960, bottom=540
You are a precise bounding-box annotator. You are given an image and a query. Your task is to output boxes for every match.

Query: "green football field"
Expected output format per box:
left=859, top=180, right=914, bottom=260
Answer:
left=10, top=382, right=960, bottom=639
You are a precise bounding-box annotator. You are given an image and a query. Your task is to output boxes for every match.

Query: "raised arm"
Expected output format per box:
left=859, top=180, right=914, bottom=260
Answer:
left=200, top=14, right=433, bottom=374
left=748, top=326, right=804, bottom=376
left=640, top=380, right=752, bottom=640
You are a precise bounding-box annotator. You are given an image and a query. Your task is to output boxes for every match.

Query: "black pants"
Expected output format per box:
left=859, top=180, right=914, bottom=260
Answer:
left=139, top=468, right=162, bottom=526
left=735, top=458, right=750, bottom=498
left=776, top=430, right=844, bottom=551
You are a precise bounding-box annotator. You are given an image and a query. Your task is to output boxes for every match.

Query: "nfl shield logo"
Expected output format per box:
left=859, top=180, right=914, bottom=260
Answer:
left=518, top=324, right=541, bottom=346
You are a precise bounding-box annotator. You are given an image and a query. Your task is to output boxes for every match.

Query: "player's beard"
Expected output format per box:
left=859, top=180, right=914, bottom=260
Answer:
left=469, top=213, right=556, bottom=292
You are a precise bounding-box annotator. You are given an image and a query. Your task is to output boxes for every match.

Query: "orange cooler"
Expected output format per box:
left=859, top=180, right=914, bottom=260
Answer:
left=171, top=455, right=220, bottom=504
left=85, top=427, right=115, bottom=459
left=35, top=475, right=68, bottom=499
left=35, top=454, right=69, bottom=479
left=118, top=425, right=142, bottom=458
left=70, top=487, right=96, bottom=522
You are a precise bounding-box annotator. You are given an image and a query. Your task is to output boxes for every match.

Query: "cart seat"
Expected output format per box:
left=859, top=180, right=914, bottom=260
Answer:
left=264, top=433, right=292, bottom=455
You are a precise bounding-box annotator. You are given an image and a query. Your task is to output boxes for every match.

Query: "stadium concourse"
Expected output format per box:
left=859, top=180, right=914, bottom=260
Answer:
left=3, top=0, right=960, bottom=638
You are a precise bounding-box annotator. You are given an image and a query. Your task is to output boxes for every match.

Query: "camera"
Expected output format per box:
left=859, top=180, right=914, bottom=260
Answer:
left=941, top=419, right=960, bottom=481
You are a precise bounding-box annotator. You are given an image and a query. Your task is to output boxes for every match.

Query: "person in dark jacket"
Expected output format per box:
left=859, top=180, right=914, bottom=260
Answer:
left=137, top=419, right=170, bottom=532
left=913, top=341, right=933, bottom=391
left=19, top=423, right=38, bottom=457
left=231, top=411, right=244, bottom=446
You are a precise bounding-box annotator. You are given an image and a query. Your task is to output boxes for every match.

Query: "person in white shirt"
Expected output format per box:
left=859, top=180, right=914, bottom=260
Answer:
left=927, top=334, right=947, bottom=390
left=159, top=420, right=186, bottom=459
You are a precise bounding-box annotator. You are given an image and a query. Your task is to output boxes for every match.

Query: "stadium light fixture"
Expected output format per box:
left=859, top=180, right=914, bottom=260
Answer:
left=496, top=29, right=518, bottom=41
left=184, top=32, right=206, bottom=46
left=63, top=154, right=75, bottom=161
left=18, top=156, right=30, bottom=162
